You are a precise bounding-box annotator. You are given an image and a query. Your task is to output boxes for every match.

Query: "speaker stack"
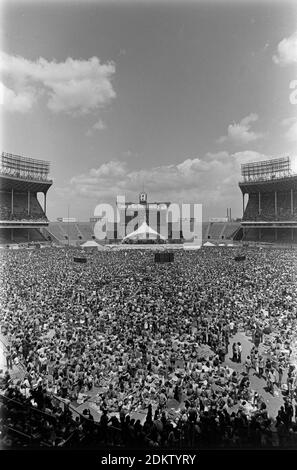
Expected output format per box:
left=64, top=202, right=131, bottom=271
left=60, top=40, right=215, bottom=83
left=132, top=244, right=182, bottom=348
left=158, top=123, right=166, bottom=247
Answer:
left=234, top=255, right=246, bottom=262
left=73, top=257, right=87, bottom=263
left=154, top=252, right=174, bottom=263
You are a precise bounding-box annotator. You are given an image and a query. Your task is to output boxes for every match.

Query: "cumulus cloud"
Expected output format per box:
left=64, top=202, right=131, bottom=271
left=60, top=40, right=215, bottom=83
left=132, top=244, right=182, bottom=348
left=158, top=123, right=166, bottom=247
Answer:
left=273, top=31, right=297, bottom=66
left=0, top=81, right=37, bottom=112
left=217, top=113, right=264, bottom=145
left=68, top=150, right=269, bottom=206
left=0, top=51, right=116, bottom=115
left=86, top=119, right=106, bottom=136
left=282, top=116, right=297, bottom=142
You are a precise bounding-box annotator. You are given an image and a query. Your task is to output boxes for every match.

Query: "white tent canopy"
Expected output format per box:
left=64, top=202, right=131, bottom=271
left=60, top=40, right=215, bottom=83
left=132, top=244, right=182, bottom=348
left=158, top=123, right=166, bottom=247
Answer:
left=97, top=244, right=107, bottom=250
left=123, top=221, right=166, bottom=241
left=203, top=241, right=216, bottom=246
left=81, top=240, right=99, bottom=247
left=183, top=244, right=201, bottom=250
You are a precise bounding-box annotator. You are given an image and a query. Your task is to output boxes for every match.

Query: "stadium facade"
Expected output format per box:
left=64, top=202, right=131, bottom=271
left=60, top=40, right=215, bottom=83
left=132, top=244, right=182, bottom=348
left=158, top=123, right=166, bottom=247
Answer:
left=2, top=152, right=296, bottom=246
left=239, top=156, right=297, bottom=243
left=0, top=152, right=52, bottom=244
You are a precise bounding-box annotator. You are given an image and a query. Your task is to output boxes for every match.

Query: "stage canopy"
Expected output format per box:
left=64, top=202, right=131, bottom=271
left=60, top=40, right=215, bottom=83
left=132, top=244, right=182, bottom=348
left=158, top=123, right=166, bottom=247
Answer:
left=122, top=221, right=166, bottom=241
left=183, top=244, right=201, bottom=250
left=81, top=240, right=99, bottom=248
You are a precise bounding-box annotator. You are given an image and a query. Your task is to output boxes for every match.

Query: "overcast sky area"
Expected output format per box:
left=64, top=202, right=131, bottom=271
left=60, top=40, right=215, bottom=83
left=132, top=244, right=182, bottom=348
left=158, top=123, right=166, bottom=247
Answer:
left=1, top=0, right=297, bottom=221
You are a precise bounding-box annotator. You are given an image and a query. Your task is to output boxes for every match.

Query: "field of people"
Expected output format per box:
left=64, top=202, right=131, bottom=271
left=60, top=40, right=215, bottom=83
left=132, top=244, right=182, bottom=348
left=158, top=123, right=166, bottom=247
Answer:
left=0, top=246, right=297, bottom=448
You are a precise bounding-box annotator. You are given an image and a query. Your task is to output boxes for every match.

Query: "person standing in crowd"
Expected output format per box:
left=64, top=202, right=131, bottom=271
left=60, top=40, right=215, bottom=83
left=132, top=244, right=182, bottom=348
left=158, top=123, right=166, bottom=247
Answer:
left=258, top=355, right=265, bottom=379
left=5, top=346, right=13, bottom=370
left=278, top=363, right=284, bottom=388
left=269, top=369, right=277, bottom=395
left=245, top=356, right=252, bottom=375
left=254, top=353, right=260, bottom=377
left=237, top=343, right=242, bottom=363
left=232, top=342, right=238, bottom=362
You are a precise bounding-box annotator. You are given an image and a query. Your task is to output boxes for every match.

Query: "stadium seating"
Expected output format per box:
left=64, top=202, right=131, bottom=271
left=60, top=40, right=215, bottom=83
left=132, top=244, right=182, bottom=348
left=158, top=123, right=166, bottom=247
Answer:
left=77, top=222, right=96, bottom=240
left=43, top=220, right=242, bottom=245
left=0, top=192, right=13, bottom=220
left=0, top=191, right=47, bottom=221
left=243, top=193, right=259, bottom=221
left=278, top=191, right=291, bottom=220
left=243, top=191, right=297, bottom=222
left=243, top=228, right=259, bottom=241
left=260, top=193, right=275, bottom=221
left=223, top=223, right=241, bottom=239
left=61, top=222, right=82, bottom=241
left=45, top=223, right=68, bottom=243
left=44, top=222, right=97, bottom=244
left=201, top=222, right=209, bottom=239
left=0, top=228, right=47, bottom=244
left=207, top=222, right=224, bottom=240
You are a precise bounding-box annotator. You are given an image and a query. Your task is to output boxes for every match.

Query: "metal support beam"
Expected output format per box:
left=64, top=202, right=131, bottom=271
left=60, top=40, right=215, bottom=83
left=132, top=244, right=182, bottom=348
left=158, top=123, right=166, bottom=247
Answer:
left=275, top=191, right=277, bottom=217
left=242, top=195, right=246, bottom=218
left=28, top=191, right=30, bottom=215
left=258, top=192, right=261, bottom=215
left=11, top=188, right=14, bottom=215
left=291, top=189, right=294, bottom=216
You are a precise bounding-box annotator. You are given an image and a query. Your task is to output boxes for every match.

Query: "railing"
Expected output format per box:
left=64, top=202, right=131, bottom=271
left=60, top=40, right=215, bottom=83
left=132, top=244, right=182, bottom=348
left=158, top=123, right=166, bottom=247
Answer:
left=0, top=218, right=48, bottom=223
left=0, top=393, right=126, bottom=448
left=240, top=172, right=297, bottom=184
left=0, top=168, right=52, bottom=183
left=0, top=393, right=67, bottom=447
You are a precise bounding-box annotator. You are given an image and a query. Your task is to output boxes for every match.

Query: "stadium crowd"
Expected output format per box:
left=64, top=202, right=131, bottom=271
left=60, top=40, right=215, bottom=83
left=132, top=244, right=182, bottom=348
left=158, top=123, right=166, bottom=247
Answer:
left=1, top=246, right=297, bottom=448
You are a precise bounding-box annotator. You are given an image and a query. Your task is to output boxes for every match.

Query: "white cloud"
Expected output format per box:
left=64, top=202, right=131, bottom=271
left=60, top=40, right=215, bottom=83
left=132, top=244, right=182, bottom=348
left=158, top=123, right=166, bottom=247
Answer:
left=273, top=31, right=297, bottom=66
left=89, top=160, right=127, bottom=179
left=93, top=119, right=106, bottom=131
left=86, top=119, right=106, bottom=136
left=282, top=116, right=297, bottom=142
left=0, top=81, right=37, bottom=112
left=0, top=51, right=116, bottom=115
left=68, top=150, right=269, bottom=206
left=217, top=113, right=264, bottom=145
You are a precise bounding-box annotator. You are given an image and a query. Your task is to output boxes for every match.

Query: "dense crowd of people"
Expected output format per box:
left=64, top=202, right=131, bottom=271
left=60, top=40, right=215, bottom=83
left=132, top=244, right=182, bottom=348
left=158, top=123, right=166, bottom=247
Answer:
left=0, top=246, right=297, bottom=448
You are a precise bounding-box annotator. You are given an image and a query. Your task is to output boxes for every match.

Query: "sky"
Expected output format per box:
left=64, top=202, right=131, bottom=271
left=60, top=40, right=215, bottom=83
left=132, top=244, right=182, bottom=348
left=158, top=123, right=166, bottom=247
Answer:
left=1, top=0, right=297, bottom=221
